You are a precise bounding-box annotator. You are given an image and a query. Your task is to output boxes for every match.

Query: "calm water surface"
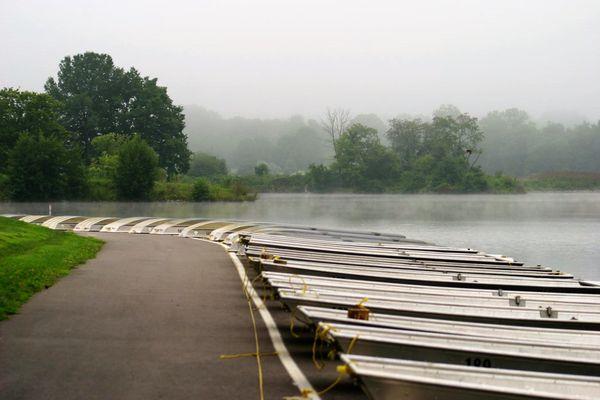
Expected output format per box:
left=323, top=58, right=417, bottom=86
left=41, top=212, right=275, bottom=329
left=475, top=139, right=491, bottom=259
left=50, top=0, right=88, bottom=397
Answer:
left=2, top=192, right=600, bottom=280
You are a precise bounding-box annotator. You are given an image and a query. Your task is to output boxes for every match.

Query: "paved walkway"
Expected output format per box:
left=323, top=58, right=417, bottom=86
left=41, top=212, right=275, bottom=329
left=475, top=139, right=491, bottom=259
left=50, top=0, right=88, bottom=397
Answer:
left=0, top=233, right=296, bottom=400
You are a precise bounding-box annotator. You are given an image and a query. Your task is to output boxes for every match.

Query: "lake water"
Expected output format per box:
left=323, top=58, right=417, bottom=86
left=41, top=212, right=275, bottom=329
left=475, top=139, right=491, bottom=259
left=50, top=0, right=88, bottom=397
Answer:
left=2, top=192, right=600, bottom=280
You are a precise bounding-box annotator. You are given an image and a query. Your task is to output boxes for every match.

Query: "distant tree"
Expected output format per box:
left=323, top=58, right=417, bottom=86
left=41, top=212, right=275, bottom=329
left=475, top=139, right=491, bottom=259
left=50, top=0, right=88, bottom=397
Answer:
left=0, top=88, right=67, bottom=173
left=334, top=123, right=399, bottom=190
left=114, top=135, right=159, bottom=200
left=7, top=133, right=86, bottom=201
left=188, top=152, right=228, bottom=178
left=386, top=118, right=427, bottom=168
left=387, top=112, right=486, bottom=192
left=254, top=162, right=269, bottom=176
left=424, top=113, right=483, bottom=164
left=320, top=108, right=350, bottom=159
left=231, top=136, right=275, bottom=174
left=306, top=164, right=338, bottom=192
left=352, top=114, right=388, bottom=143
left=433, top=104, right=462, bottom=119
left=273, top=126, right=331, bottom=173
left=479, top=108, right=537, bottom=175
left=191, top=178, right=211, bottom=201
left=45, top=52, right=190, bottom=177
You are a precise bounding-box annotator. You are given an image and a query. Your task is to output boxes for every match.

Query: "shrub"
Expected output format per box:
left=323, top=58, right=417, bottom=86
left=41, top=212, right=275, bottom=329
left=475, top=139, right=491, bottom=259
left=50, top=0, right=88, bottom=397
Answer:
left=114, top=135, right=159, bottom=200
left=0, top=174, right=9, bottom=200
left=254, top=163, right=269, bottom=176
left=188, top=152, right=228, bottom=178
left=7, top=133, right=87, bottom=201
left=191, top=178, right=211, bottom=201
left=487, top=173, right=525, bottom=193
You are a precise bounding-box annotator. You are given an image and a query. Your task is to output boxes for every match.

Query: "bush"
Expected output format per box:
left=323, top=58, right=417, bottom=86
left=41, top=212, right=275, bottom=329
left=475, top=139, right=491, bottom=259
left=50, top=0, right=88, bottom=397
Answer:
left=152, top=181, right=193, bottom=201
left=254, top=163, right=269, bottom=176
left=0, top=174, right=9, bottom=200
left=86, top=177, right=117, bottom=201
left=306, top=164, right=339, bottom=192
left=188, top=152, right=228, bottom=178
left=114, top=135, right=159, bottom=200
left=7, top=133, right=87, bottom=201
left=191, top=178, right=211, bottom=201
left=487, top=173, right=525, bottom=193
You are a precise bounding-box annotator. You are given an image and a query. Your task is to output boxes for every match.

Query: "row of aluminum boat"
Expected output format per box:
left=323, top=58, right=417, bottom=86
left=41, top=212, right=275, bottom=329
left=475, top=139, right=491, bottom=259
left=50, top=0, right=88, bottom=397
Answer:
left=241, top=231, right=600, bottom=399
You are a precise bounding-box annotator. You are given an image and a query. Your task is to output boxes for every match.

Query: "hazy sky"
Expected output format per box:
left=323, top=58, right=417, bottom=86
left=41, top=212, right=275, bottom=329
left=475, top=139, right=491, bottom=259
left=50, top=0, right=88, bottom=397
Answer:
left=1, top=0, right=599, bottom=120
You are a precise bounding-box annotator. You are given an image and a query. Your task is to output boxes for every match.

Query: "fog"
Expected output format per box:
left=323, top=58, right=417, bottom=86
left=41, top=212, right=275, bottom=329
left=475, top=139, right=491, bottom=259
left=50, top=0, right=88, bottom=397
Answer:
left=1, top=0, right=599, bottom=120
left=2, top=192, right=600, bottom=279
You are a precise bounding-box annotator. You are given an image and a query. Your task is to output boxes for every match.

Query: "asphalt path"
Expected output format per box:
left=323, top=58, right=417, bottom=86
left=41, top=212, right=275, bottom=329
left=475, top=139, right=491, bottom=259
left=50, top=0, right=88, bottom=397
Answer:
left=0, top=233, right=298, bottom=400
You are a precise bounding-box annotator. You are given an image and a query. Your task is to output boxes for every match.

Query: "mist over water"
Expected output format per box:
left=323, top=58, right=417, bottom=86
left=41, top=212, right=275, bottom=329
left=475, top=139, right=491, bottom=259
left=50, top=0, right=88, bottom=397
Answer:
left=2, top=192, right=600, bottom=280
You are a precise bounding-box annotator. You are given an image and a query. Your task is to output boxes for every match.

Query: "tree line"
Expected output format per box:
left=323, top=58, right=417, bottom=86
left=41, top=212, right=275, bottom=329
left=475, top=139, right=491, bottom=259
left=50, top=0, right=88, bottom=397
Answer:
left=0, top=52, right=254, bottom=201
left=2, top=51, right=598, bottom=200
left=479, top=108, right=600, bottom=176
left=283, top=109, right=520, bottom=193
left=185, top=105, right=600, bottom=182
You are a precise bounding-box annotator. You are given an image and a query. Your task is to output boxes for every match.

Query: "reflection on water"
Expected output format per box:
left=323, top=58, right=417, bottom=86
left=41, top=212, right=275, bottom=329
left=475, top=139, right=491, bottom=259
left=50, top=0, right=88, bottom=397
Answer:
left=2, top=192, right=600, bottom=280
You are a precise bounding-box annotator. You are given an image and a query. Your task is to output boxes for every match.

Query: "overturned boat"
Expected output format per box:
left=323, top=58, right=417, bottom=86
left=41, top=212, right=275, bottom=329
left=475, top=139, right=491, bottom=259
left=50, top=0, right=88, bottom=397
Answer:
left=341, top=354, right=600, bottom=400
left=326, top=323, right=600, bottom=376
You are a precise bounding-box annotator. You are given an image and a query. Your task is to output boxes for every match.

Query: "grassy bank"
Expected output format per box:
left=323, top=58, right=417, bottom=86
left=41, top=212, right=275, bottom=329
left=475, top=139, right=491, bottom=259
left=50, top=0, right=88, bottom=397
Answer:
left=0, top=217, right=104, bottom=320
left=521, top=172, right=600, bottom=191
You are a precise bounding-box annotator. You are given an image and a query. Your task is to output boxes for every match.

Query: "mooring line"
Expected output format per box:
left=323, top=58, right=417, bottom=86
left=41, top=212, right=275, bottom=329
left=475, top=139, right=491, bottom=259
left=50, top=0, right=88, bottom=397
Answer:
left=195, top=238, right=320, bottom=400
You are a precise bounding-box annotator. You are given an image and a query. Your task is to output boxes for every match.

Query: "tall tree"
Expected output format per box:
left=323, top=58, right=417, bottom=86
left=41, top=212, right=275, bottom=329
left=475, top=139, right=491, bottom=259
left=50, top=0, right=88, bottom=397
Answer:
left=334, top=123, right=399, bottom=190
left=0, top=89, right=67, bottom=172
left=7, top=133, right=86, bottom=201
left=320, top=108, right=350, bottom=159
left=44, top=53, right=124, bottom=158
left=386, top=118, right=426, bottom=168
left=45, top=52, right=190, bottom=177
left=114, top=135, right=159, bottom=200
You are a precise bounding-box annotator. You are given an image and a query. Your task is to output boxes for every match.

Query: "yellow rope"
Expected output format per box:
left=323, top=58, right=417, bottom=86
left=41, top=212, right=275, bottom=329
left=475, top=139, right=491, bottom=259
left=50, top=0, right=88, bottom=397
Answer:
left=347, top=334, right=360, bottom=354
left=284, top=333, right=357, bottom=398
left=240, top=270, right=265, bottom=400
left=312, top=324, right=333, bottom=370
left=317, top=371, right=344, bottom=396
left=288, top=274, right=309, bottom=294
left=356, top=297, right=369, bottom=308
left=315, top=335, right=359, bottom=396
left=220, top=351, right=278, bottom=360
left=289, top=307, right=301, bottom=338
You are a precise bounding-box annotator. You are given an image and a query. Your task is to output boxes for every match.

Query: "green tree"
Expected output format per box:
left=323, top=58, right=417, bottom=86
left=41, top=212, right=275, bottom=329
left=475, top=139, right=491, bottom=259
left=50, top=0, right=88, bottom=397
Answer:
left=7, top=133, right=86, bottom=201
left=254, top=163, right=270, bottom=176
left=91, top=133, right=128, bottom=157
left=0, top=88, right=67, bottom=172
left=423, top=114, right=483, bottom=161
left=334, top=123, right=399, bottom=190
left=387, top=112, right=487, bottom=192
left=114, top=135, right=159, bottom=200
left=188, top=152, right=228, bottom=178
left=306, top=164, right=338, bottom=192
left=191, top=178, right=211, bottom=201
left=45, top=52, right=190, bottom=177
left=386, top=118, right=426, bottom=168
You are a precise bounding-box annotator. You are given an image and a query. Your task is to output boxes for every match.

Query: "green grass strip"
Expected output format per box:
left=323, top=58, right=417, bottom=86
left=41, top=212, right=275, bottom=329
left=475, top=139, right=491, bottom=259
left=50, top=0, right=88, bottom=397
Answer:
left=0, top=216, right=104, bottom=320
